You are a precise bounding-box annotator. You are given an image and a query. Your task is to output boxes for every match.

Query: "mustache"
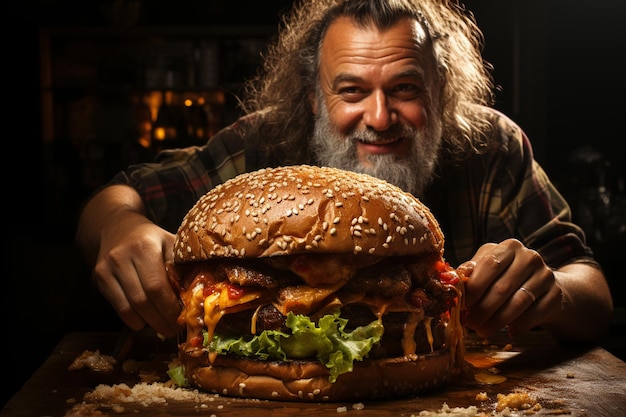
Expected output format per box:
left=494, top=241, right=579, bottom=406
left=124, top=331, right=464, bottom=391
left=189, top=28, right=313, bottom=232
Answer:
left=349, top=124, right=418, bottom=143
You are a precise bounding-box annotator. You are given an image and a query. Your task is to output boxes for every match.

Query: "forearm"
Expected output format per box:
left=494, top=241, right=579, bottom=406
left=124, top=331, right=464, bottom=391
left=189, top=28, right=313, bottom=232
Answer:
left=75, top=184, right=147, bottom=266
left=543, top=263, right=613, bottom=342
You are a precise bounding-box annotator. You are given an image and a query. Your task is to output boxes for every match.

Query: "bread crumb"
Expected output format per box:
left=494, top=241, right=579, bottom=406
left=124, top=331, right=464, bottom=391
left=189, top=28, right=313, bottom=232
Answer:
left=337, top=405, right=348, bottom=413
left=475, top=392, right=489, bottom=401
left=63, top=381, right=222, bottom=416
left=496, top=391, right=540, bottom=412
left=352, top=402, right=365, bottom=410
left=68, top=350, right=117, bottom=372
left=414, top=402, right=479, bottom=416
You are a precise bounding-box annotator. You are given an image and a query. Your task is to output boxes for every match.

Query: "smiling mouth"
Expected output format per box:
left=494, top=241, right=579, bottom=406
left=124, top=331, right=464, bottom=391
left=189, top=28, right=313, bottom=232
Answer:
left=357, top=137, right=403, bottom=146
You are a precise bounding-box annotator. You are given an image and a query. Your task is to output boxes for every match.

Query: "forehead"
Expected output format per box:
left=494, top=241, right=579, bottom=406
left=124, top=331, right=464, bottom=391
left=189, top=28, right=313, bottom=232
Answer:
left=320, top=16, right=433, bottom=75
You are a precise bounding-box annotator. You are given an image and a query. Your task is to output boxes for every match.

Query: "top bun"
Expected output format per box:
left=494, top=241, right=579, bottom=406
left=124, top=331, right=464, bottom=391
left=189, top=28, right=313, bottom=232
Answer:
left=174, top=165, right=444, bottom=262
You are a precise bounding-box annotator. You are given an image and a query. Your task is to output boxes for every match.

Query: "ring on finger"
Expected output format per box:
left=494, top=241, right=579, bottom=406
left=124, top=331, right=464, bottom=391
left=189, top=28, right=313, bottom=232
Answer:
left=519, top=286, right=537, bottom=303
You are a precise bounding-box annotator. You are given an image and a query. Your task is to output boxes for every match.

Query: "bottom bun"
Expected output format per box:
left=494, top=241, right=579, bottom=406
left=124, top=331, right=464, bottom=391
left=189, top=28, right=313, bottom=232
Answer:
left=182, top=350, right=452, bottom=402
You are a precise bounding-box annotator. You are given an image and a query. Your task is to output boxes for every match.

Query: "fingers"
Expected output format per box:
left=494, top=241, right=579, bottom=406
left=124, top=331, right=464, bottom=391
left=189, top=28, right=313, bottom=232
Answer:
left=463, top=242, right=516, bottom=309
left=462, top=239, right=556, bottom=339
left=92, top=261, right=147, bottom=331
left=92, top=233, right=181, bottom=338
left=131, top=256, right=181, bottom=336
left=506, top=282, right=562, bottom=338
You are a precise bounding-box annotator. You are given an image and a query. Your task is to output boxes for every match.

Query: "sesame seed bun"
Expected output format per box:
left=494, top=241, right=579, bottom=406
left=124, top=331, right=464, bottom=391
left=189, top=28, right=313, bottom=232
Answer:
left=174, top=165, right=444, bottom=261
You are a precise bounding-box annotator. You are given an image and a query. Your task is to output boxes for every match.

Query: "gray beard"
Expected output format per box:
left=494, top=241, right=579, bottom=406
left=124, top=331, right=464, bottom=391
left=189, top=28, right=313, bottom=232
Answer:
left=311, top=104, right=441, bottom=197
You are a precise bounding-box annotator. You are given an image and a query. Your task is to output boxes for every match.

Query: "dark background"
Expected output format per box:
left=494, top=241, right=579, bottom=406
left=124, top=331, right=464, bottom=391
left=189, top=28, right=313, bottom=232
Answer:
left=4, top=0, right=625, bottom=408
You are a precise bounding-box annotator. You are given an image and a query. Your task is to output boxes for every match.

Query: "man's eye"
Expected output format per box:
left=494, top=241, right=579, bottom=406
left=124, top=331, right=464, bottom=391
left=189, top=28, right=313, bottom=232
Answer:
left=393, top=84, right=420, bottom=96
left=339, top=87, right=367, bottom=101
left=340, top=87, right=363, bottom=95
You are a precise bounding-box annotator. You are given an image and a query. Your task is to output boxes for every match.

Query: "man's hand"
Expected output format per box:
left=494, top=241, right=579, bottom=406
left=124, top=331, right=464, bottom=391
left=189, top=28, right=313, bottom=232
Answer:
left=76, top=185, right=182, bottom=338
left=458, top=238, right=562, bottom=339
left=92, top=213, right=181, bottom=338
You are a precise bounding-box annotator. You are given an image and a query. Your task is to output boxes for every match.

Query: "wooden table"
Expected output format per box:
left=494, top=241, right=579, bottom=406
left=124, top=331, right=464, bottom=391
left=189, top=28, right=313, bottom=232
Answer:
left=2, top=329, right=625, bottom=416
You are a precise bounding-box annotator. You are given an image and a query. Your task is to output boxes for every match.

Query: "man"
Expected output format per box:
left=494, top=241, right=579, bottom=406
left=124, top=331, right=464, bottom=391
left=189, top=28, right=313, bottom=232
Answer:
left=76, top=0, right=613, bottom=343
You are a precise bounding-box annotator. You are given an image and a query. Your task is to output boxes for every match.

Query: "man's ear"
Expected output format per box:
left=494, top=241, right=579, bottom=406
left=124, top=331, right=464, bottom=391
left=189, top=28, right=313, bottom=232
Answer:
left=308, top=89, right=318, bottom=115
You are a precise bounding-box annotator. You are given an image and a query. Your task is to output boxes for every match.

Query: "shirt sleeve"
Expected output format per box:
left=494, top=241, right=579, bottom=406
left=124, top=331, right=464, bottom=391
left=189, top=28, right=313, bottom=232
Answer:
left=432, top=109, right=598, bottom=269
left=108, top=119, right=249, bottom=233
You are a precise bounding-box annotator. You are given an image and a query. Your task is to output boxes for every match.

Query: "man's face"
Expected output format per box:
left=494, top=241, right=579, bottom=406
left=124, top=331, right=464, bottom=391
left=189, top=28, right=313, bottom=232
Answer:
left=311, top=16, right=442, bottom=196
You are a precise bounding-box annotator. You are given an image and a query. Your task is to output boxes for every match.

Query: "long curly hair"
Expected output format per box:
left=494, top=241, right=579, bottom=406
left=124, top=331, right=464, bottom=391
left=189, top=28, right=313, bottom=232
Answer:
left=239, top=0, right=495, bottom=164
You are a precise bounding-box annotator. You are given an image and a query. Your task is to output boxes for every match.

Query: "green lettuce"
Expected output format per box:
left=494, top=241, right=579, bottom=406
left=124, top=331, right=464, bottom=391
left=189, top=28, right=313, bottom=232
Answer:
left=166, top=363, right=190, bottom=387
left=208, top=310, right=384, bottom=382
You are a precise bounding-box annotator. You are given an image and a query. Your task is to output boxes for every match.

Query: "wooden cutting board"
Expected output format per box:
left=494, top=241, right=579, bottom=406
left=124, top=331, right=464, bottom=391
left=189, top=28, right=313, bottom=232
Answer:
left=3, top=330, right=626, bottom=416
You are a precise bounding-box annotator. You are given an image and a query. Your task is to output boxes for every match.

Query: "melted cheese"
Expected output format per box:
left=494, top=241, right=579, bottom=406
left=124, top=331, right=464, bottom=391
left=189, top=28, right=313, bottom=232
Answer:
left=200, top=283, right=265, bottom=362
left=443, top=282, right=466, bottom=371
left=275, top=281, right=344, bottom=316
left=202, top=292, right=223, bottom=347
left=250, top=304, right=263, bottom=334
left=424, top=316, right=434, bottom=352
left=401, top=312, right=419, bottom=356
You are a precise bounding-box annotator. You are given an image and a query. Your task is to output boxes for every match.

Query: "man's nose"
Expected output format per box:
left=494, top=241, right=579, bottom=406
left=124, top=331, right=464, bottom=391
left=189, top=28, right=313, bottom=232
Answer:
left=362, top=91, right=397, bottom=131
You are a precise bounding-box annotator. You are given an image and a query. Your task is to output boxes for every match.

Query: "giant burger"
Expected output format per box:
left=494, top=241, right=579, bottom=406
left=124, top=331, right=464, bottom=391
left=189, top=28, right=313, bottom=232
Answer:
left=167, top=165, right=466, bottom=401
